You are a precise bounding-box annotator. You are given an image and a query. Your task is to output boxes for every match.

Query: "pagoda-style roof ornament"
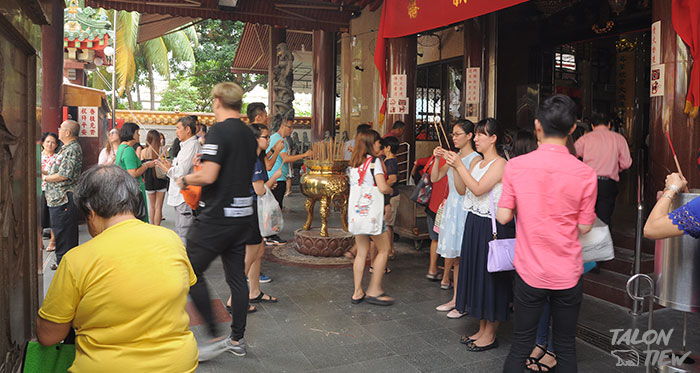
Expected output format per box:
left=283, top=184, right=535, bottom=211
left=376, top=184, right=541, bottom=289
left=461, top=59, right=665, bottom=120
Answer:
left=64, top=0, right=112, bottom=49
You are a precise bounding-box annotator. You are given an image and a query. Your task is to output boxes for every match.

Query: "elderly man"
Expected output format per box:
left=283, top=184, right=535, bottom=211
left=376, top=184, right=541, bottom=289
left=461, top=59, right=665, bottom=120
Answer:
left=38, top=165, right=198, bottom=371
left=44, top=120, right=83, bottom=270
left=157, top=116, right=201, bottom=242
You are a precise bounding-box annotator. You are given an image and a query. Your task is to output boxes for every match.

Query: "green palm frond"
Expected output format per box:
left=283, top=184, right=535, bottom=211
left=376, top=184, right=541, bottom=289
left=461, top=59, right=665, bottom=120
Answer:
left=141, top=38, right=170, bottom=77
left=182, top=25, right=199, bottom=49
left=162, top=31, right=195, bottom=63
left=115, top=10, right=140, bottom=95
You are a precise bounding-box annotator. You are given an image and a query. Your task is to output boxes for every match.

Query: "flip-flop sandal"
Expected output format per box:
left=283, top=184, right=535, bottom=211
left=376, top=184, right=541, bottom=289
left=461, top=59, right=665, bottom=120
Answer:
left=365, top=293, right=394, bottom=306
left=46, top=243, right=56, bottom=252
left=249, top=291, right=278, bottom=303
left=351, top=293, right=365, bottom=304
left=440, top=282, right=452, bottom=290
left=425, top=272, right=443, bottom=281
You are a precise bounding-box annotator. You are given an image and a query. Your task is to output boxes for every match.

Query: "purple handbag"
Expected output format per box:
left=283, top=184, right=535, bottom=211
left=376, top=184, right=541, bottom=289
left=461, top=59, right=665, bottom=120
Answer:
left=487, top=191, right=516, bottom=272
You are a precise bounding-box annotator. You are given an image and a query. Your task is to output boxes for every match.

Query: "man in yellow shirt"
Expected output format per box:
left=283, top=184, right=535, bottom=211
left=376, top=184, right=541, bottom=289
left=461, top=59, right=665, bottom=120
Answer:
left=37, top=165, right=198, bottom=372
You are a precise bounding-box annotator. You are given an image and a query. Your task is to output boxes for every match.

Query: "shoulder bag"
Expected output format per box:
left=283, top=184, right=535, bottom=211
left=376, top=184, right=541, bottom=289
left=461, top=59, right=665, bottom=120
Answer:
left=348, top=157, right=384, bottom=235
left=410, top=155, right=435, bottom=205
left=486, top=191, right=516, bottom=272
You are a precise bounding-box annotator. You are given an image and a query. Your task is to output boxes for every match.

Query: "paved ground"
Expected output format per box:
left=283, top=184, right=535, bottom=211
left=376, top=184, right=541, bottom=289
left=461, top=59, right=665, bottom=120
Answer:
left=40, top=192, right=697, bottom=372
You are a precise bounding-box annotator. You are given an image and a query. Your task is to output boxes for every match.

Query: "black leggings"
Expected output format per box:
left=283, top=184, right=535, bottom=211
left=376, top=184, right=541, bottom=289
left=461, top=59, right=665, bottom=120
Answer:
left=504, top=274, right=583, bottom=373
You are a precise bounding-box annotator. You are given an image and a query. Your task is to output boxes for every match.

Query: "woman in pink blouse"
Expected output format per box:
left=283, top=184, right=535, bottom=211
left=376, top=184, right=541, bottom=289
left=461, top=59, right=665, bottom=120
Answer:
left=40, top=132, right=60, bottom=251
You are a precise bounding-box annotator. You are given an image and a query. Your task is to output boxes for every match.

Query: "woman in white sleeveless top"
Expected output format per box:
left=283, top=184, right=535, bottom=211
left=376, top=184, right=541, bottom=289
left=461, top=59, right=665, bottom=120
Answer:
left=430, top=120, right=481, bottom=315
left=444, top=118, right=514, bottom=352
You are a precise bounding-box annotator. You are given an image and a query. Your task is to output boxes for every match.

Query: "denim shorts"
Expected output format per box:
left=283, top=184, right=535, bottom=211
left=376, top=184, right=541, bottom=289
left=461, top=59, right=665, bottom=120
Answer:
left=426, top=214, right=438, bottom=241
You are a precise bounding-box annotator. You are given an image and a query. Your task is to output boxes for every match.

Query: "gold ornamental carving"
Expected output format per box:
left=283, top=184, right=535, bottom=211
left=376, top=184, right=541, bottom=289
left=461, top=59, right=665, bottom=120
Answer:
left=300, top=160, right=349, bottom=237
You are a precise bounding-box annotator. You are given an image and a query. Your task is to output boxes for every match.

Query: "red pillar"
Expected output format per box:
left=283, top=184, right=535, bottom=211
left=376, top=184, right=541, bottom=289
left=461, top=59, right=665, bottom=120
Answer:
left=386, top=35, right=417, bottom=162
left=647, top=0, right=700, bottom=205
left=312, top=29, right=336, bottom=142
left=268, top=27, right=286, bottom=124
left=41, top=0, right=64, bottom=134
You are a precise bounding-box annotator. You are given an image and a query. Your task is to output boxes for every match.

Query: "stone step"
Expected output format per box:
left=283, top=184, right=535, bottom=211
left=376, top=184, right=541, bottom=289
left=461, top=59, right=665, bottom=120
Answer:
left=598, top=246, right=655, bottom=276
left=583, top=269, right=637, bottom=309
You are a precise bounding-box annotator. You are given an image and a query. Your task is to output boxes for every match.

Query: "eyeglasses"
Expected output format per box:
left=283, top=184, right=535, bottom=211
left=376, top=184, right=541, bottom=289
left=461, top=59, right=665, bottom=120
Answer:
left=285, top=125, right=293, bottom=129
left=260, top=135, right=270, bottom=139
left=451, top=132, right=466, bottom=137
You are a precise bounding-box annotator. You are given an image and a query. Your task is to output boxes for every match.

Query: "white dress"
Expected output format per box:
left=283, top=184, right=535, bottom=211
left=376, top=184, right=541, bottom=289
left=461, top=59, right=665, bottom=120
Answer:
left=436, top=151, right=480, bottom=258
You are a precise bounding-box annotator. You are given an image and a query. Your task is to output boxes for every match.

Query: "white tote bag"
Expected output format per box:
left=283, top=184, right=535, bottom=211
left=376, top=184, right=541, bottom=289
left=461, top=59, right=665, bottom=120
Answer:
left=258, top=186, right=284, bottom=237
left=348, top=157, right=384, bottom=236
left=579, top=217, right=615, bottom=262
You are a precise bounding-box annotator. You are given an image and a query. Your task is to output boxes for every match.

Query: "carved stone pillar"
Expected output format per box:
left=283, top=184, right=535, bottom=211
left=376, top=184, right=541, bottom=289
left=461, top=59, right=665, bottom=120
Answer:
left=647, top=0, right=700, bottom=206
left=268, top=27, right=286, bottom=124
left=312, top=29, right=335, bottom=142
left=41, top=0, right=64, bottom=133
left=386, top=35, right=417, bottom=162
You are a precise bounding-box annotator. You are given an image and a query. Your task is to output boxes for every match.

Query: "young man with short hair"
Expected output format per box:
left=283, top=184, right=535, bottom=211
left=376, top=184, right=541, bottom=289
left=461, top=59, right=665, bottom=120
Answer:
left=246, top=102, right=268, bottom=125
left=176, top=82, right=257, bottom=360
left=499, top=94, right=597, bottom=372
left=384, top=120, right=406, bottom=140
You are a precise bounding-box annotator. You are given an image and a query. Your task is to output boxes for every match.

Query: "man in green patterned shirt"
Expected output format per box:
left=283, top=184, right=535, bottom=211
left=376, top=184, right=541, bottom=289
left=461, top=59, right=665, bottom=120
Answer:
left=45, top=120, right=83, bottom=270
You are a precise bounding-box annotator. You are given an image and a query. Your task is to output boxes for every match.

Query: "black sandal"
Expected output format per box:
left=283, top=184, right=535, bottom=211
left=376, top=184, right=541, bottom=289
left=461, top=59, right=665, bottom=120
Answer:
left=527, top=344, right=548, bottom=366
left=365, top=293, right=394, bottom=306
left=459, top=335, right=475, bottom=345
left=249, top=291, right=278, bottom=303
left=529, top=351, right=557, bottom=372
left=351, top=293, right=365, bottom=304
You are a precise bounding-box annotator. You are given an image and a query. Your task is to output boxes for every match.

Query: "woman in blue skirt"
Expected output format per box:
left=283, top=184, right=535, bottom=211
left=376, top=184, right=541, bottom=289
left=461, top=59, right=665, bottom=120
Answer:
left=432, top=119, right=481, bottom=315
left=444, top=118, right=514, bottom=352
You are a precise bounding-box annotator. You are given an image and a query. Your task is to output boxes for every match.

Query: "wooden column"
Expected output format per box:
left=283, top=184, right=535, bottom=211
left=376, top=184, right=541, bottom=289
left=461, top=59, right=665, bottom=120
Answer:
left=339, top=32, right=352, bottom=141
left=268, top=27, right=286, bottom=125
left=647, top=0, right=700, bottom=205
left=41, top=0, right=64, bottom=133
left=312, top=29, right=336, bottom=141
left=386, top=35, right=417, bottom=162
left=463, top=14, right=497, bottom=121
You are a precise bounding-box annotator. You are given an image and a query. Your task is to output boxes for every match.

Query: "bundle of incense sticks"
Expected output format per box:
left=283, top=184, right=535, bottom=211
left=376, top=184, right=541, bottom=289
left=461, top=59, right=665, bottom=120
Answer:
left=665, top=130, right=689, bottom=192
left=310, top=140, right=344, bottom=162
left=433, top=122, right=449, bottom=149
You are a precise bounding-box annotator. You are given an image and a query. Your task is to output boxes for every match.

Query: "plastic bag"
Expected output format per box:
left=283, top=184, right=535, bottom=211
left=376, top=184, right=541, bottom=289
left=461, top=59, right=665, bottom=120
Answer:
left=258, top=186, right=283, bottom=237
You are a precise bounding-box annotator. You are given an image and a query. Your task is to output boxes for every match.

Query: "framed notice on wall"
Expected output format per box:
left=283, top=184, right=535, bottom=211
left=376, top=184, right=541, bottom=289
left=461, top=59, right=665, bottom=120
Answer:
left=651, top=21, right=661, bottom=65
left=465, top=67, right=480, bottom=104
left=77, top=106, right=98, bottom=137
left=390, top=74, right=407, bottom=98
left=388, top=97, right=409, bottom=115
left=650, top=64, right=665, bottom=97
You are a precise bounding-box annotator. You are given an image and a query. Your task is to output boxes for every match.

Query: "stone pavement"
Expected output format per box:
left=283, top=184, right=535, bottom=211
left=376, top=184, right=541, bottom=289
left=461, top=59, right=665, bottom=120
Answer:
left=39, top=192, right=696, bottom=372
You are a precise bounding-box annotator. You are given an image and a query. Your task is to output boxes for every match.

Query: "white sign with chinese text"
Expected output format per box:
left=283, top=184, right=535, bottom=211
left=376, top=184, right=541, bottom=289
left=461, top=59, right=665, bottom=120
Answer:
left=651, top=21, right=661, bottom=65
left=465, top=67, right=480, bottom=104
left=78, top=106, right=98, bottom=137
left=388, top=97, right=409, bottom=115
left=650, top=64, right=665, bottom=97
left=390, top=74, right=407, bottom=98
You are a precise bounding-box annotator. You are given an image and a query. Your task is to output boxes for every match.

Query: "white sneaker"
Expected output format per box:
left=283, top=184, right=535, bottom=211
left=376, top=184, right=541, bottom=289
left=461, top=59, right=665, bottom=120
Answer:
left=223, top=337, right=247, bottom=356
left=197, top=339, right=227, bottom=362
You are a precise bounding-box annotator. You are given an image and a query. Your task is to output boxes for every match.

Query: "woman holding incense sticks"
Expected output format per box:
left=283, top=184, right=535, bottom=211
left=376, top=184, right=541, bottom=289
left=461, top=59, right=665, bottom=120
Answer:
left=431, top=119, right=481, bottom=317
left=644, top=172, right=700, bottom=239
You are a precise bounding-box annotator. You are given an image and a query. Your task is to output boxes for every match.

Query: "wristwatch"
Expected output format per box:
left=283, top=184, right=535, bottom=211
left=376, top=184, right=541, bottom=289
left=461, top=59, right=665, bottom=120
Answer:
left=181, top=175, right=188, bottom=187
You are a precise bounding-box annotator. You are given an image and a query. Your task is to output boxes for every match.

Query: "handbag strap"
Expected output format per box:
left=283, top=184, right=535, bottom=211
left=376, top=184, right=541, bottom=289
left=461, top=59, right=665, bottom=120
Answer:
left=489, top=190, right=514, bottom=240
left=357, top=156, right=374, bottom=185
left=488, top=191, right=498, bottom=239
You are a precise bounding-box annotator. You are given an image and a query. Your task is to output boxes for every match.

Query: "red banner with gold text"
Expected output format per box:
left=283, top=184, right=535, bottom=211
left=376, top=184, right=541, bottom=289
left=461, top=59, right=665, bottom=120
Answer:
left=374, top=0, right=529, bottom=123
left=381, top=0, right=528, bottom=38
